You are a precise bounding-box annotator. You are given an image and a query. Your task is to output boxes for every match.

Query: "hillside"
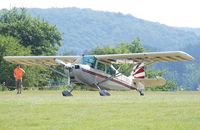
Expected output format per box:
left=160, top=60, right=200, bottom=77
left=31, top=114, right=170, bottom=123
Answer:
left=178, top=27, right=200, bottom=36
left=27, top=8, right=200, bottom=54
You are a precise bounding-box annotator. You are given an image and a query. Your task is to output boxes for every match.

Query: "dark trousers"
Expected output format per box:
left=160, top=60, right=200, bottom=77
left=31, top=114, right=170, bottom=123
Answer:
left=16, top=79, right=22, bottom=93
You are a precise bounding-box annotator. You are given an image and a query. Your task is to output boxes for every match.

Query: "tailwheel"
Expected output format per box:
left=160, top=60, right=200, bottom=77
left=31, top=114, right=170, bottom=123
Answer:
left=139, top=89, right=144, bottom=96
left=99, top=90, right=111, bottom=96
left=62, top=90, right=73, bottom=96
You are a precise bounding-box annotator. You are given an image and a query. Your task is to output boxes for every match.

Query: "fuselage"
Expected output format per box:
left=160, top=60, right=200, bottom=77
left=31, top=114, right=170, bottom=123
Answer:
left=70, top=55, right=133, bottom=90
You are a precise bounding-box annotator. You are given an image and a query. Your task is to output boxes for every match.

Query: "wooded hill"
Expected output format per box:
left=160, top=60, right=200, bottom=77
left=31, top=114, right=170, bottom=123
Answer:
left=27, top=8, right=200, bottom=54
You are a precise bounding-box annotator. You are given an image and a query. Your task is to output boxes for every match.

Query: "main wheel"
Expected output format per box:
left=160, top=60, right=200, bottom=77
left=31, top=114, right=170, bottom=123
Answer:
left=62, top=90, right=73, bottom=96
left=99, top=90, right=111, bottom=96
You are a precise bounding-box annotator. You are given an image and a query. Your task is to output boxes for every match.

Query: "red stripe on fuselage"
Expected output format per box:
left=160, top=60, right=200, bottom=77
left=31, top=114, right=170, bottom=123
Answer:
left=81, top=68, right=135, bottom=90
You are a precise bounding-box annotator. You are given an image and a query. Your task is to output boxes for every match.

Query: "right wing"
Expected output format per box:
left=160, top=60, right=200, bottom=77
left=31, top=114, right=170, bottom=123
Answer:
left=3, top=56, right=80, bottom=65
left=95, top=51, right=194, bottom=64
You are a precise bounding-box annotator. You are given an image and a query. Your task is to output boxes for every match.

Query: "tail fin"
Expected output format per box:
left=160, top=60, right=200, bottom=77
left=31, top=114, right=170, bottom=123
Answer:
left=131, top=62, right=145, bottom=79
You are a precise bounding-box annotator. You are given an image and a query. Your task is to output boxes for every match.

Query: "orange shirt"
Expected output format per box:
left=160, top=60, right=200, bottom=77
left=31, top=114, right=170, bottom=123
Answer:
left=14, top=68, right=25, bottom=80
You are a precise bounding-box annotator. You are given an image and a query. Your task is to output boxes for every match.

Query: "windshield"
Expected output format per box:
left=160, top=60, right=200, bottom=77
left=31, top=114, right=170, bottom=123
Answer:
left=80, top=55, right=96, bottom=68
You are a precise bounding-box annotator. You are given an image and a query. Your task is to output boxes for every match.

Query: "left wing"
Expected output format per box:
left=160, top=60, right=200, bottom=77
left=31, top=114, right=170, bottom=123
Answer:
left=95, top=51, right=193, bottom=64
left=3, top=56, right=80, bottom=65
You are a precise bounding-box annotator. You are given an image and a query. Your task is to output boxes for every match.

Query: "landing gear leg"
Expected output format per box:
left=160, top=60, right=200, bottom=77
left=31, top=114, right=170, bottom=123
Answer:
left=62, top=67, right=75, bottom=96
left=138, top=89, right=144, bottom=96
left=135, top=82, right=145, bottom=96
left=62, top=84, right=75, bottom=96
left=47, top=66, right=74, bottom=96
left=94, top=83, right=110, bottom=96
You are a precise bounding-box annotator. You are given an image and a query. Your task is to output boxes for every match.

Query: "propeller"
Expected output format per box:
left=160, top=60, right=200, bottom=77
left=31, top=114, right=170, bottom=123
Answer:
left=55, top=59, right=73, bottom=69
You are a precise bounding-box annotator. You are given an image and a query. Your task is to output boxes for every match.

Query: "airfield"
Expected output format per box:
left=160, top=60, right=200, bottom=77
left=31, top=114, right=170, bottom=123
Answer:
left=0, top=90, right=200, bottom=130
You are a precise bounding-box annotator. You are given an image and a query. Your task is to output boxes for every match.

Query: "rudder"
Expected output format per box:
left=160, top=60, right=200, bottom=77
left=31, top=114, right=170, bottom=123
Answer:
left=131, top=62, right=145, bottom=79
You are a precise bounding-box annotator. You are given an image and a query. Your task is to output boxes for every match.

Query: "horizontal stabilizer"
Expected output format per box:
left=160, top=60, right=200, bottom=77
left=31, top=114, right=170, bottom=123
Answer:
left=133, top=77, right=166, bottom=87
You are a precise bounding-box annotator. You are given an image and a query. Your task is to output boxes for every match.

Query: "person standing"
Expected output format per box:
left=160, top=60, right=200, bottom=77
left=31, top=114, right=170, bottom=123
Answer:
left=14, top=64, right=25, bottom=94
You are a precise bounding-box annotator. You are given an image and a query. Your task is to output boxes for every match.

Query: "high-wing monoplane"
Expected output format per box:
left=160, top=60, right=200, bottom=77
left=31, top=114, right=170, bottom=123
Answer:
left=4, top=51, right=193, bottom=96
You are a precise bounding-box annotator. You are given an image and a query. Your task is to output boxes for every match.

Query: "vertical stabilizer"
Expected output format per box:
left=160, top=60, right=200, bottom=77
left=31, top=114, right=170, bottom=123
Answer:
left=131, top=62, right=145, bottom=79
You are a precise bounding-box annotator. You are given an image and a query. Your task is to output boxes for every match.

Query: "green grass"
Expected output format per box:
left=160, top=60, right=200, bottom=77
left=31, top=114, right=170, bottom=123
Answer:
left=0, top=90, right=200, bottom=130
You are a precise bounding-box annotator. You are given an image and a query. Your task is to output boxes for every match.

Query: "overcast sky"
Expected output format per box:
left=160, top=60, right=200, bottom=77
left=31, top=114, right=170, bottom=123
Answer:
left=0, top=0, right=199, bottom=28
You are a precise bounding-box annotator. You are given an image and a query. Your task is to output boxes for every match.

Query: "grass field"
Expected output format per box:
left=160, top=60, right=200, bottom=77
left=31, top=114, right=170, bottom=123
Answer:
left=0, top=90, right=200, bottom=130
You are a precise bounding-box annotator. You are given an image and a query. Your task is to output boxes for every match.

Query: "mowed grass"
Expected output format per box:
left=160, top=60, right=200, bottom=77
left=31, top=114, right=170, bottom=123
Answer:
left=0, top=90, right=200, bottom=130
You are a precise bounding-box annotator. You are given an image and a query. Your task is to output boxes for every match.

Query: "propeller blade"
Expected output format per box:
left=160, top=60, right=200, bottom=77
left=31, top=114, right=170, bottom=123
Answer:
left=55, top=59, right=73, bottom=68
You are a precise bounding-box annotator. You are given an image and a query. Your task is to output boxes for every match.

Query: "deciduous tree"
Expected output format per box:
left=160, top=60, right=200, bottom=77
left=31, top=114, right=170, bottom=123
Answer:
left=0, top=8, right=62, bottom=55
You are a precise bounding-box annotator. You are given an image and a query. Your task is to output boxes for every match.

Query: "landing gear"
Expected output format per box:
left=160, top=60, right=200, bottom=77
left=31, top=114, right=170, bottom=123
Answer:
left=47, top=66, right=74, bottom=96
left=99, top=90, right=111, bottom=96
left=62, top=68, right=75, bottom=96
left=62, top=90, right=73, bottom=96
left=134, top=82, right=145, bottom=96
left=94, top=83, right=110, bottom=96
left=62, top=84, right=75, bottom=97
left=138, top=89, right=144, bottom=96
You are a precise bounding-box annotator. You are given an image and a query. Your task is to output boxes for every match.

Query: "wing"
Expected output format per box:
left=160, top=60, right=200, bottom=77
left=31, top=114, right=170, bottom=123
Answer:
left=3, top=51, right=193, bottom=65
left=95, top=51, right=194, bottom=64
left=3, top=56, right=80, bottom=65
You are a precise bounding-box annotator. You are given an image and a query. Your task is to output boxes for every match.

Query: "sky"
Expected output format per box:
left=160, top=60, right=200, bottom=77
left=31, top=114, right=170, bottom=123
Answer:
left=0, top=0, right=199, bottom=28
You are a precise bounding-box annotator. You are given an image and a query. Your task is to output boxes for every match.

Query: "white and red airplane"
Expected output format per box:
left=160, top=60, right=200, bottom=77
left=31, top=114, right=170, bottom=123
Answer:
left=4, top=51, right=193, bottom=96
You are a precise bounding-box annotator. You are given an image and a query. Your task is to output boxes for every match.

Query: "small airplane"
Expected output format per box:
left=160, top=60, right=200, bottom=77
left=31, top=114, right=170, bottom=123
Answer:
left=4, top=51, right=193, bottom=96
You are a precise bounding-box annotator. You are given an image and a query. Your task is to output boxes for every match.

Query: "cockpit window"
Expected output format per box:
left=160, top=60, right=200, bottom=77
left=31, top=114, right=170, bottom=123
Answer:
left=97, top=62, right=106, bottom=72
left=80, top=55, right=96, bottom=68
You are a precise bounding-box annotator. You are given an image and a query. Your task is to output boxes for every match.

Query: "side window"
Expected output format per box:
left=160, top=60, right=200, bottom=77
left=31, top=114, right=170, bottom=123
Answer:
left=97, top=62, right=105, bottom=72
left=106, top=65, right=116, bottom=75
